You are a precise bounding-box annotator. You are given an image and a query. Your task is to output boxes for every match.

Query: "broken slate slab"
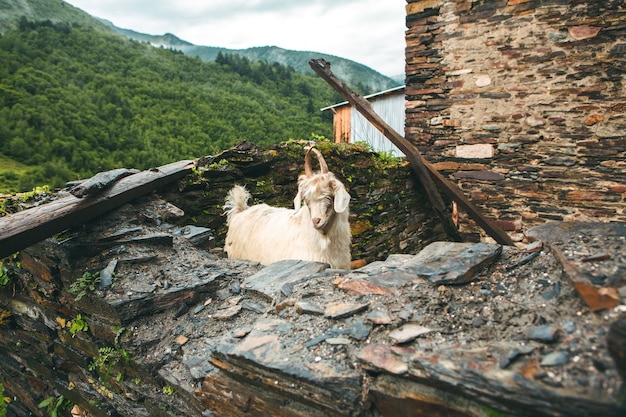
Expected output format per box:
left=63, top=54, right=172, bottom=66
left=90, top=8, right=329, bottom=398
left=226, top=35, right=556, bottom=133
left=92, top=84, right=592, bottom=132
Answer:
left=541, top=351, right=569, bottom=367
left=500, top=345, right=536, bottom=369
left=358, top=344, right=408, bottom=375
left=99, top=259, right=117, bottom=289
left=295, top=301, right=324, bottom=315
left=366, top=309, right=392, bottom=325
left=244, top=259, right=329, bottom=300
left=350, top=242, right=501, bottom=286
left=389, top=324, right=432, bottom=344
left=324, top=302, right=369, bottom=319
left=529, top=325, right=560, bottom=342
left=172, top=225, right=213, bottom=246
left=211, top=317, right=362, bottom=414
left=527, top=221, right=626, bottom=244
left=403, top=241, right=502, bottom=285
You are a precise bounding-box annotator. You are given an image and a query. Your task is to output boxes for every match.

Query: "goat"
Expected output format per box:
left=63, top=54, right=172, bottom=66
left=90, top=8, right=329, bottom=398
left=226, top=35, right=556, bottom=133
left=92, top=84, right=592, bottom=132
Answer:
left=223, top=147, right=351, bottom=269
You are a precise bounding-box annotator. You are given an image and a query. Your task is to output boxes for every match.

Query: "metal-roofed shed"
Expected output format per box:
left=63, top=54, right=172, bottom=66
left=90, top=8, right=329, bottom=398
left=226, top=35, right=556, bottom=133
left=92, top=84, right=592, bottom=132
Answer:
left=322, top=85, right=405, bottom=157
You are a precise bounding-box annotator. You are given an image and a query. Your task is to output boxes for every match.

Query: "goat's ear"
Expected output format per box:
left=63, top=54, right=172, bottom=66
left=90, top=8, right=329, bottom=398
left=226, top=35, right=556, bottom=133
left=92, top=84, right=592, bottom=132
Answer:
left=294, top=190, right=302, bottom=211
left=333, top=183, right=350, bottom=213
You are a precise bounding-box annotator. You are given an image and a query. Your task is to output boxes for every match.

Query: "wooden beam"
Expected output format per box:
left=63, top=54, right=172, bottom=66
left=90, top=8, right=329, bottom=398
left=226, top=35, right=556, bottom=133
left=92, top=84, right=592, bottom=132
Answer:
left=309, top=59, right=461, bottom=242
left=0, top=160, right=195, bottom=259
left=309, top=58, right=514, bottom=246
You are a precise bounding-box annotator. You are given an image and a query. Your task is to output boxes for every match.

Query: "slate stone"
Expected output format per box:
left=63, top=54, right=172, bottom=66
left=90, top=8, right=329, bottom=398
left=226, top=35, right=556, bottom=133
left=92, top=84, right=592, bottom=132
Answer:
left=358, top=344, right=408, bottom=375
left=336, top=278, right=395, bottom=295
left=244, top=260, right=329, bottom=300
left=295, top=301, right=324, bottom=316
left=528, top=222, right=626, bottom=244
left=366, top=310, right=392, bottom=325
left=305, top=334, right=330, bottom=348
left=98, top=227, right=142, bottom=242
left=213, top=317, right=362, bottom=411
left=118, top=233, right=174, bottom=246
left=452, top=171, right=505, bottom=181
left=389, top=324, right=432, bottom=344
left=507, top=251, right=540, bottom=270
left=241, top=300, right=267, bottom=314
left=541, top=352, right=568, bottom=367
left=403, top=242, right=502, bottom=285
left=500, top=345, right=535, bottom=369
left=69, top=168, right=139, bottom=198
left=326, top=337, right=351, bottom=345
left=213, top=304, right=242, bottom=319
left=568, top=25, right=601, bottom=40
left=99, top=259, right=118, bottom=289
left=348, top=318, right=372, bottom=341
left=183, top=354, right=214, bottom=380
left=472, top=316, right=486, bottom=328
left=529, top=325, right=559, bottom=343
left=324, top=302, right=369, bottom=319
left=174, top=225, right=213, bottom=246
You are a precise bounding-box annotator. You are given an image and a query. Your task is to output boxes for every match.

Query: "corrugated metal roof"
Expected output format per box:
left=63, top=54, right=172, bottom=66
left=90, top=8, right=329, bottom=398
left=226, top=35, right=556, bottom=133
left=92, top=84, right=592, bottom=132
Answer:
left=320, top=85, right=405, bottom=111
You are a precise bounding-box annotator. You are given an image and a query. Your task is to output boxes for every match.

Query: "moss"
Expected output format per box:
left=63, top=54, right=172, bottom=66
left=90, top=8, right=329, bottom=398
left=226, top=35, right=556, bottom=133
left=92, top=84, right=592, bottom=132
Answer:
left=165, top=140, right=445, bottom=263
left=479, top=404, right=510, bottom=417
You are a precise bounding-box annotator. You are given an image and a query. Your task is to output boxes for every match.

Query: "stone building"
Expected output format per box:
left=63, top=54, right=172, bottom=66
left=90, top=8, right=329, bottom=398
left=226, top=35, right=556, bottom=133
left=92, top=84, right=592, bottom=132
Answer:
left=404, top=0, right=625, bottom=240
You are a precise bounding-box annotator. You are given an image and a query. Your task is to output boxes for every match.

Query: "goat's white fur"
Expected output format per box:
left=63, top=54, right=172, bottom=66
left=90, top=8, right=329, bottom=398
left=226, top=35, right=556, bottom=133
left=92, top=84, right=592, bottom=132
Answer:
left=223, top=148, right=351, bottom=269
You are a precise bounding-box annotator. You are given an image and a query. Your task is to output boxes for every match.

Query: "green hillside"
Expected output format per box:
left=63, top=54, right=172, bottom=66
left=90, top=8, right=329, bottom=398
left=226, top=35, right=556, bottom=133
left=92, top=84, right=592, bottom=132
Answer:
left=0, top=19, right=340, bottom=193
left=108, top=25, right=400, bottom=94
left=0, top=0, right=112, bottom=33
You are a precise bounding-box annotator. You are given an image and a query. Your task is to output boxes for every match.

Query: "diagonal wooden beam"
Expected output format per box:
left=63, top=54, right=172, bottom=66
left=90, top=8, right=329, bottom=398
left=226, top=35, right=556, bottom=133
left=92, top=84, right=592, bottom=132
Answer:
left=0, top=160, right=195, bottom=259
left=309, top=58, right=514, bottom=246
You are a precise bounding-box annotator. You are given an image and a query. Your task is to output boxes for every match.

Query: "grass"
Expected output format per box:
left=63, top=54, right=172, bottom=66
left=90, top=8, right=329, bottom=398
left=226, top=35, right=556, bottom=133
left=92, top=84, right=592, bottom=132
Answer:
left=0, top=153, right=29, bottom=195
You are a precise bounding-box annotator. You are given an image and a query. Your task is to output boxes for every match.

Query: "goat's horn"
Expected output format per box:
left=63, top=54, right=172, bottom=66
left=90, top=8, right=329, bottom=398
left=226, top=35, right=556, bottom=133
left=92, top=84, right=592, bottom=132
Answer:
left=304, top=148, right=314, bottom=178
left=311, top=148, right=329, bottom=174
left=304, top=147, right=329, bottom=177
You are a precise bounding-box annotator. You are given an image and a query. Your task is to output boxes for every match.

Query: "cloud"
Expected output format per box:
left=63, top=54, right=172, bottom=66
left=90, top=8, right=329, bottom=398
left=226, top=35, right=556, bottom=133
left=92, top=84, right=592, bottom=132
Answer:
left=66, top=0, right=405, bottom=76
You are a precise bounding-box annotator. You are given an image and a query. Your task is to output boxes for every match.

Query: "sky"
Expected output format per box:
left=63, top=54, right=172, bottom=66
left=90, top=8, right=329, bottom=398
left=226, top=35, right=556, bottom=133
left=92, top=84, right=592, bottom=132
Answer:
left=64, top=0, right=406, bottom=77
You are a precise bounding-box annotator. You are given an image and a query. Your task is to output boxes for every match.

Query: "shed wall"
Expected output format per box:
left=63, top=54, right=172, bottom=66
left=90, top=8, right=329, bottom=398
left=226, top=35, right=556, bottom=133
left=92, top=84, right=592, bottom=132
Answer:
left=351, top=93, right=405, bottom=157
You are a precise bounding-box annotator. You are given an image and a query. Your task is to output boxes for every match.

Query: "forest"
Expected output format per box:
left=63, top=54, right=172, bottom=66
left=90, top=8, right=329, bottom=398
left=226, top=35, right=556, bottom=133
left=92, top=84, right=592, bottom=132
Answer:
left=0, top=19, right=342, bottom=192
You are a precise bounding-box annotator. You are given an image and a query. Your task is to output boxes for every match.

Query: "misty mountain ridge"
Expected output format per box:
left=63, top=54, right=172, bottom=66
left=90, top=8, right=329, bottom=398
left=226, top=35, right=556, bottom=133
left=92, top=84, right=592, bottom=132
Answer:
left=0, top=0, right=401, bottom=92
left=100, top=20, right=402, bottom=92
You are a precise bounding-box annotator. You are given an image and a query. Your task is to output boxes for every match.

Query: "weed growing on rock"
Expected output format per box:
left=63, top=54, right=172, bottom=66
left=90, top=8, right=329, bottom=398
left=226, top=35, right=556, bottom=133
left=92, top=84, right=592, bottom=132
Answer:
left=89, top=346, right=130, bottom=383
left=69, top=314, right=88, bottom=337
left=0, top=252, right=20, bottom=286
left=69, top=271, right=100, bottom=301
left=38, top=394, right=71, bottom=417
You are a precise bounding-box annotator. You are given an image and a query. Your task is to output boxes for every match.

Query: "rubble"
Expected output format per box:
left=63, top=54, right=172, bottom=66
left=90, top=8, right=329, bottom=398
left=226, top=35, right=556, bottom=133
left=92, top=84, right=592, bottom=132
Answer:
left=1, top=188, right=625, bottom=416
left=0, top=143, right=624, bottom=416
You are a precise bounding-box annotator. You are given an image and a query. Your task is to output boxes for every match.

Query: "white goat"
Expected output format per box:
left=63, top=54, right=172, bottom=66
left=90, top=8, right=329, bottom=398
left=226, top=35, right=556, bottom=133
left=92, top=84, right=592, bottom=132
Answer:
left=223, top=147, right=351, bottom=269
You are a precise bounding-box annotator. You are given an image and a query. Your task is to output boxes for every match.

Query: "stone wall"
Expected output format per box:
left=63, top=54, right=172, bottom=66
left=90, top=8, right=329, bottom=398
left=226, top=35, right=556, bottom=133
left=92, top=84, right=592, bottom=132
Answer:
left=0, top=141, right=453, bottom=417
left=405, top=0, right=626, bottom=241
left=162, top=141, right=449, bottom=262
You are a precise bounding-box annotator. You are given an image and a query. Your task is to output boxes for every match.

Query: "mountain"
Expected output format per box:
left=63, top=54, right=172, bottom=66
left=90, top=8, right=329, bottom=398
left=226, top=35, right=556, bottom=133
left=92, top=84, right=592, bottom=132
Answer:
left=0, top=0, right=399, bottom=193
left=103, top=22, right=401, bottom=94
left=0, top=0, right=400, bottom=94
left=0, top=0, right=112, bottom=34
left=0, top=3, right=342, bottom=193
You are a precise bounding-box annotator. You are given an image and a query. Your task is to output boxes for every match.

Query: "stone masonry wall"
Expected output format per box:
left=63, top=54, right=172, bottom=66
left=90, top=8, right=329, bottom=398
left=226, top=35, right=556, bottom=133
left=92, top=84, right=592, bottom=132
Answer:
left=405, top=0, right=626, bottom=241
left=162, top=141, right=449, bottom=263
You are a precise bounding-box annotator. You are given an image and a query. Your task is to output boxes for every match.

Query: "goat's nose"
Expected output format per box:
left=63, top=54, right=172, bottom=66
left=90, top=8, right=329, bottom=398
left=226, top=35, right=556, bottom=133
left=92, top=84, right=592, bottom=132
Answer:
left=312, top=218, right=321, bottom=227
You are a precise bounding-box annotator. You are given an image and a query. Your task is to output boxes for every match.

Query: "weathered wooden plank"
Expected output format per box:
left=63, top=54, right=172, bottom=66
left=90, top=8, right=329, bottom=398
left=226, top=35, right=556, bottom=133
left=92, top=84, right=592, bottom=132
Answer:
left=0, top=160, right=195, bottom=259
left=309, top=58, right=515, bottom=246
left=309, top=59, right=461, bottom=243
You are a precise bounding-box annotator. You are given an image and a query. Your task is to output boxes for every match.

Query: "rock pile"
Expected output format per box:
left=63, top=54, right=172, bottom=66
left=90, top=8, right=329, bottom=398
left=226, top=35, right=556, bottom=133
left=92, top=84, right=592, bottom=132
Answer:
left=1, top=189, right=625, bottom=416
